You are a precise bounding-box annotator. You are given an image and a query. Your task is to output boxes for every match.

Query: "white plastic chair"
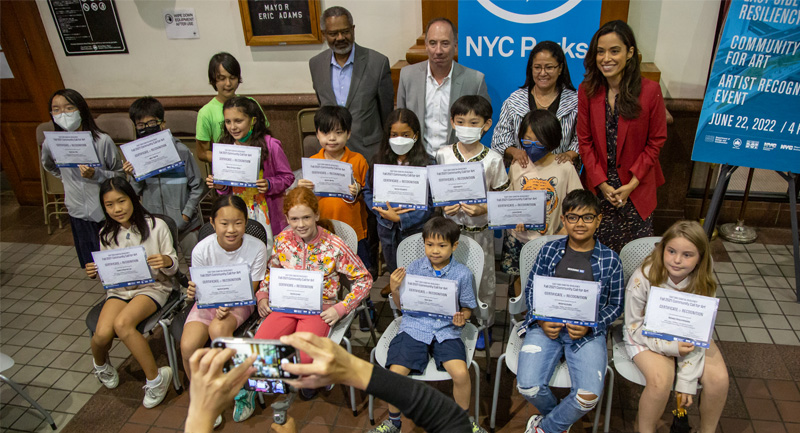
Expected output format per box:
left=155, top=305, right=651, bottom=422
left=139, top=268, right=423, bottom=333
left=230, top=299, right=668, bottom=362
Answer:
left=368, top=233, right=487, bottom=424
left=489, top=235, right=612, bottom=433
left=36, top=122, right=69, bottom=234
left=0, top=352, right=57, bottom=430
left=619, top=237, right=662, bottom=284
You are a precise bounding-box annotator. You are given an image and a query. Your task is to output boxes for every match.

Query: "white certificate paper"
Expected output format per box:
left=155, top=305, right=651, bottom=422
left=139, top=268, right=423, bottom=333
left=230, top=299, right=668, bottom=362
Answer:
left=191, top=264, right=255, bottom=309
left=43, top=131, right=100, bottom=167
left=268, top=268, right=324, bottom=315
left=427, top=162, right=487, bottom=207
left=372, top=164, right=429, bottom=210
left=400, top=274, right=458, bottom=319
left=212, top=143, right=261, bottom=188
left=301, top=158, right=354, bottom=200
left=642, top=286, right=719, bottom=348
left=532, top=276, right=601, bottom=327
left=91, top=246, right=154, bottom=290
left=487, top=190, right=547, bottom=230
left=120, top=129, right=184, bottom=181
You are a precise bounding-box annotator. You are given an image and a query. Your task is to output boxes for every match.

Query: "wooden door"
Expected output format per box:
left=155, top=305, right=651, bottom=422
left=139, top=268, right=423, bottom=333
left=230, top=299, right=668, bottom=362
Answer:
left=1, top=1, right=65, bottom=205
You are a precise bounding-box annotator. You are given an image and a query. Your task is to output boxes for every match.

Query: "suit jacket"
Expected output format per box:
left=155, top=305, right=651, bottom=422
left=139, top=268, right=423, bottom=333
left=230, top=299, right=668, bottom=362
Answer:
left=396, top=61, right=490, bottom=150
left=577, top=78, right=667, bottom=220
left=309, top=44, right=394, bottom=161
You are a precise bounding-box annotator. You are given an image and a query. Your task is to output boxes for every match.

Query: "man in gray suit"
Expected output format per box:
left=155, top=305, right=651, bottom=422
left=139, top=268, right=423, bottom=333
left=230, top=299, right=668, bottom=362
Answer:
left=309, top=6, right=394, bottom=162
left=397, top=18, right=490, bottom=157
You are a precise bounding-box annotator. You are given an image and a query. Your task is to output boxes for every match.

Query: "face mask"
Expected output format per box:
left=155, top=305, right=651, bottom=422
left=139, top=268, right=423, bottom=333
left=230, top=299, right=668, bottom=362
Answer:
left=53, top=111, right=82, bottom=132
left=521, top=140, right=549, bottom=163
left=454, top=125, right=484, bottom=144
left=136, top=124, right=161, bottom=139
left=389, top=136, right=415, bottom=155
left=237, top=128, right=254, bottom=143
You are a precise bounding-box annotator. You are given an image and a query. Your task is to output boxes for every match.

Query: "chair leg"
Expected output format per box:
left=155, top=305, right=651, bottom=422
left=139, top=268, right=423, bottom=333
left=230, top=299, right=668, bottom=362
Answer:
left=471, top=360, right=480, bottom=421
left=341, top=336, right=357, bottom=416
left=369, top=349, right=377, bottom=425
left=0, top=375, right=57, bottom=430
left=603, top=367, right=614, bottom=433
left=483, top=328, right=492, bottom=381
left=489, top=353, right=506, bottom=432
left=364, top=303, right=378, bottom=349
left=159, top=319, right=182, bottom=394
left=257, top=392, right=266, bottom=409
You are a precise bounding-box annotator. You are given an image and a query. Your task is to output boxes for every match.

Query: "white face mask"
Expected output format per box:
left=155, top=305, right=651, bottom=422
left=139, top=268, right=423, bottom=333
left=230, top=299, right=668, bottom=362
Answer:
left=53, top=111, right=82, bottom=132
left=388, top=136, right=415, bottom=155
left=454, top=125, right=484, bottom=144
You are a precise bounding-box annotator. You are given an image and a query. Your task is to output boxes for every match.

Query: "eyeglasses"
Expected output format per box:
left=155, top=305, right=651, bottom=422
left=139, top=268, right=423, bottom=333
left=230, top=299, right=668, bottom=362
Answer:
left=324, top=28, right=352, bottom=39
left=135, top=120, right=162, bottom=129
left=532, top=64, right=559, bottom=74
left=564, top=213, right=598, bottom=224
left=520, top=139, right=545, bottom=149
left=50, top=106, right=78, bottom=115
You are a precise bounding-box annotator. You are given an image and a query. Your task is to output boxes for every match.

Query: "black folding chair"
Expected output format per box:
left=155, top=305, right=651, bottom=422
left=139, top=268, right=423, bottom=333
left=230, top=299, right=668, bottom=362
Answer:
left=84, top=214, right=187, bottom=394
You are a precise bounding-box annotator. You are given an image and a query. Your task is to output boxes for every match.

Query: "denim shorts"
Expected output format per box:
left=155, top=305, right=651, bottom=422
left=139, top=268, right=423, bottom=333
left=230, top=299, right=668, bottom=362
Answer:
left=386, top=332, right=467, bottom=375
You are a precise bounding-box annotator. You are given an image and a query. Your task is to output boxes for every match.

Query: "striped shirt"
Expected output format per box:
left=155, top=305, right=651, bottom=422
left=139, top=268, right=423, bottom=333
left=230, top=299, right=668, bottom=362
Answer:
left=399, top=256, right=478, bottom=344
left=518, top=236, right=624, bottom=351
left=491, top=86, right=579, bottom=155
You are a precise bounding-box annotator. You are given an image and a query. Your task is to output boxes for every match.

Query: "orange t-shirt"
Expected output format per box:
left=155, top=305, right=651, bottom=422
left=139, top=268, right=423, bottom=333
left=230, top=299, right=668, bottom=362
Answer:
left=311, top=147, right=368, bottom=240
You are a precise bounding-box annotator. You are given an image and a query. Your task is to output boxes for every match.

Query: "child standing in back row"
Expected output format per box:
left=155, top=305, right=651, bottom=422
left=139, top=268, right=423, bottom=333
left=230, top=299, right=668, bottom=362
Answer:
left=436, top=95, right=509, bottom=349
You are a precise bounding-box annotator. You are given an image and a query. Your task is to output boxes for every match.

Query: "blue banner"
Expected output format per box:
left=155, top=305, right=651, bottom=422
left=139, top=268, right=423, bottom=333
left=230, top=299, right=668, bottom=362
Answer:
left=691, top=0, right=800, bottom=173
left=458, top=0, right=603, bottom=146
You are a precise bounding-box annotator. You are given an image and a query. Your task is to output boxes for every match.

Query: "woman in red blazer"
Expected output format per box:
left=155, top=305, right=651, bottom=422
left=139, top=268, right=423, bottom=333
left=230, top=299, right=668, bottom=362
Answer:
left=577, top=20, right=667, bottom=252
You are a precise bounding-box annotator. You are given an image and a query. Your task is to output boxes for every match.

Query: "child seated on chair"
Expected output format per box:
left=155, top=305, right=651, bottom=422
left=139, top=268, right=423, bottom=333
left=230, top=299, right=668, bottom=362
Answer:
left=516, top=190, right=624, bottom=433
left=370, top=216, right=483, bottom=433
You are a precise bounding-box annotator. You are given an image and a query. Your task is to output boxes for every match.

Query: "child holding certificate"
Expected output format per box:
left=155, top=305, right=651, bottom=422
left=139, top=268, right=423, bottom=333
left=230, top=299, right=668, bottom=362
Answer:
left=123, top=97, right=204, bottom=252
left=254, top=187, right=372, bottom=401
left=206, top=96, right=295, bottom=240
left=84, top=178, right=178, bottom=408
left=181, top=195, right=267, bottom=426
left=501, top=110, right=582, bottom=297
left=298, top=106, right=371, bottom=270
left=624, top=221, right=728, bottom=433
left=41, top=89, right=123, bottom=268
left=370, top=217, right=480, bottom=433
left=517, top=190, right=623, bottom=433
left=195, top=52, right=269, bottom=163
left=436, top=95, right=510, bottom=350
left=363, top=108, right=435, bottom=297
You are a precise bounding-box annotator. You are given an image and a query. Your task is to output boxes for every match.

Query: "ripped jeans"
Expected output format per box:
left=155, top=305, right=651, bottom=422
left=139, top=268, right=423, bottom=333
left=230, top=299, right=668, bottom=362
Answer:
left=516, top=326, right=607, bottom=433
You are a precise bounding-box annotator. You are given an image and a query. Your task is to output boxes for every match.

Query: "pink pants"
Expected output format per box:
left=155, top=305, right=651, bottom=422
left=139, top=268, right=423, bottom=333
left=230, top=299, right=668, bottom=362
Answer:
left=254, top=312, right=330, bottom=364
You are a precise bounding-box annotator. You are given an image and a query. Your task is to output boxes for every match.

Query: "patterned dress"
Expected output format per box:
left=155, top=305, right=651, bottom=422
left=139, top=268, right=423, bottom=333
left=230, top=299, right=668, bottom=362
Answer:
left=596, top=95, right=654, bottom=253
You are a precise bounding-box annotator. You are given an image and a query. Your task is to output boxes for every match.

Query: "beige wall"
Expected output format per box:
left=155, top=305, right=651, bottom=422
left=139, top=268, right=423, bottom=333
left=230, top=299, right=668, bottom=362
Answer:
left=35, top=0, right=422, bottom=98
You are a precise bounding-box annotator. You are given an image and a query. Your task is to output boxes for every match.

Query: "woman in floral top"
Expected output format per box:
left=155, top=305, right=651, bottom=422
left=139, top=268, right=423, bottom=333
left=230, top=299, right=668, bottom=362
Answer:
left=253, top=187, right=372, bottom=366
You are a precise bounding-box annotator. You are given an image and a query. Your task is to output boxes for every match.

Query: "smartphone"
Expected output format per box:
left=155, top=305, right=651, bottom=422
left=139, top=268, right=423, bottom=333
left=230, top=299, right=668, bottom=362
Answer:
left=211, top=337, right=300, bottom=391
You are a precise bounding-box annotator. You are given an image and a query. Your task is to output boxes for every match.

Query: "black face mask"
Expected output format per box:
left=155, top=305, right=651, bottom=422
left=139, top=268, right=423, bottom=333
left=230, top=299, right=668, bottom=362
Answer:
left=136, top=124, right=161, bottom=138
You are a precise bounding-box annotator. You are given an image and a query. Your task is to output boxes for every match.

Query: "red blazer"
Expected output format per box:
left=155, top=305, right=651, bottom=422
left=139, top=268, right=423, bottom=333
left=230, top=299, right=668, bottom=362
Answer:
left=577, top=78, right=667, bottom=220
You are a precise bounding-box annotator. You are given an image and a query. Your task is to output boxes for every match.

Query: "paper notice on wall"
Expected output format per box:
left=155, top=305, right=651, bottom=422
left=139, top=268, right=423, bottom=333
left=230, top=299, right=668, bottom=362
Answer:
left=0, top=53, right=13, bottom=79
left=164, top=8, right=199, bottom=39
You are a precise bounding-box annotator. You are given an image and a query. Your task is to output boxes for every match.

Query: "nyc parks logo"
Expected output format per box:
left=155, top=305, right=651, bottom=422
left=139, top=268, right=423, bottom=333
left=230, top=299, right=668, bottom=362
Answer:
left=476, top=0, right=582, bottom=24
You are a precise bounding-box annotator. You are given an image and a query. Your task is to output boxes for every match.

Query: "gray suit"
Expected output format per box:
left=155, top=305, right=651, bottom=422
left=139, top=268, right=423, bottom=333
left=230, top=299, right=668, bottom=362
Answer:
left=309, top=44, right=394, bottom=161
left=396, top=60, right=490, bottom=152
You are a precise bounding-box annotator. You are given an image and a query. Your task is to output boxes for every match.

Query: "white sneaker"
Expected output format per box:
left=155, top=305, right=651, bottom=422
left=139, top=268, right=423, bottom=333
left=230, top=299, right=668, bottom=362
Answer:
left=213, top=414, right=222, bottom=429
left=142, top=367, right=172, bottom=408
left=93, top=363, right=119, bottom=389
left=524, top=415, right=543, bottom=433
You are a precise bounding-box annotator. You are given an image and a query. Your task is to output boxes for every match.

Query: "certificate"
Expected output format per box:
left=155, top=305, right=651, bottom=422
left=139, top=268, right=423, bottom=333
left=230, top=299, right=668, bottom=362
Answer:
left=212, top=143, right=261, bottom=188
left=191, top=264, right=255, bottom=309
left=91, top=246, right=154, bottom=290
left=301, top=158, right=354, bottom=200
left=372, top=164, right=429, bottom=210
left=427, top=162, right=486, bottom=207
left=642, top=286, right=719, bottom=348
left=43, top=131, right=100, bottom=167
left=531, top=276, right=601, bottom=327
left=399, top=274, right=458, bottom=320
left=487, top=190, right=547, bottom=230
left=120, top=129, right=184, bottom=181
left=268, top=268, right=324, bottom=315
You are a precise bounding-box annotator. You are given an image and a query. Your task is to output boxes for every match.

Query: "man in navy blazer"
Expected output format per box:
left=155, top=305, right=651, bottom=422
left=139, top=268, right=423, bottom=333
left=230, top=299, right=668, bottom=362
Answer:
left=397, top=18, right=490, bottom=157
left=309, top=6, right=394, bottom=162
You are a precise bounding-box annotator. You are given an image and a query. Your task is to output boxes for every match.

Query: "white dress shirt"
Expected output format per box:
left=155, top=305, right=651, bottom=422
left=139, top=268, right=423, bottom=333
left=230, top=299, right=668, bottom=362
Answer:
left=423, top=63, right=454, bottom=156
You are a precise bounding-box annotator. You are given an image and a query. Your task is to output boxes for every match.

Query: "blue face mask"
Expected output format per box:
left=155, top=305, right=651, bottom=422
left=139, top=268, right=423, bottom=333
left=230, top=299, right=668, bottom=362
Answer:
left=521, top=139, right=548, bottom=163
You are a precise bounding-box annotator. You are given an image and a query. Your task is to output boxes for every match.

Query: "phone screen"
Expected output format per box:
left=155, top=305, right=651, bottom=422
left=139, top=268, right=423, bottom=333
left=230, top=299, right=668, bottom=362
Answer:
left=247, top=378, right=287, bottom=394
left=212, top=340, right=299, bottom=381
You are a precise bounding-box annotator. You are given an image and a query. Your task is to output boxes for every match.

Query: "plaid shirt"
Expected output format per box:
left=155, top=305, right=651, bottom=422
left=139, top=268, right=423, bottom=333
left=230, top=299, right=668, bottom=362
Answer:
left=518, top=237, right=624, bottom=351
left=399, top=256, right=478, bottom=344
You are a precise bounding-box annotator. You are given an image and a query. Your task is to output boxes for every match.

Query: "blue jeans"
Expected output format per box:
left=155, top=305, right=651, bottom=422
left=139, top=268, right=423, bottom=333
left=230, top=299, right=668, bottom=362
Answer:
left=516, top=326, right=607, bottom=433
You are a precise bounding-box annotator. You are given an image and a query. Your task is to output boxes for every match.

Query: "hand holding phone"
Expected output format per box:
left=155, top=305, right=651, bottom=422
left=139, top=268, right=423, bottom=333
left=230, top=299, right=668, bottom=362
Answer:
left=211, top=337, right=300, bottom=393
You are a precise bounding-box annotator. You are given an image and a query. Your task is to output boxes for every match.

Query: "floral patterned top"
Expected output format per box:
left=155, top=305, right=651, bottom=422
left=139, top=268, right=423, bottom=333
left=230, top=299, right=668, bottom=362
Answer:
left=255, top=225, right=372, bottom=318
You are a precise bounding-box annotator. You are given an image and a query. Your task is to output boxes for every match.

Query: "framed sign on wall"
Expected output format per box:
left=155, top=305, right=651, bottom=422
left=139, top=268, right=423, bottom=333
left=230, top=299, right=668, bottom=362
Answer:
left=238, top=0, right=322, bottom=46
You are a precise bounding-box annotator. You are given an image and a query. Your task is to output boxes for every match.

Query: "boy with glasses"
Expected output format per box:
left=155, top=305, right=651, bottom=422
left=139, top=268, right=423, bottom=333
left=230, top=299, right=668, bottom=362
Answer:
left=516, top=189, right=624, bottom=433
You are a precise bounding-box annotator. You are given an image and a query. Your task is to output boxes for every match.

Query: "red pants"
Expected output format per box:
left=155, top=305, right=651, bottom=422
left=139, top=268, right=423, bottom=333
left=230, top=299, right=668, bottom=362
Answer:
left=254, top=312, right=330, bottom=364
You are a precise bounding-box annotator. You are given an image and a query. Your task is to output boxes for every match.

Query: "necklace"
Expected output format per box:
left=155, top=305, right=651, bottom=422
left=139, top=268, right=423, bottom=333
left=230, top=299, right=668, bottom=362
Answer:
left=532, top=86, right=558, bottom=109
